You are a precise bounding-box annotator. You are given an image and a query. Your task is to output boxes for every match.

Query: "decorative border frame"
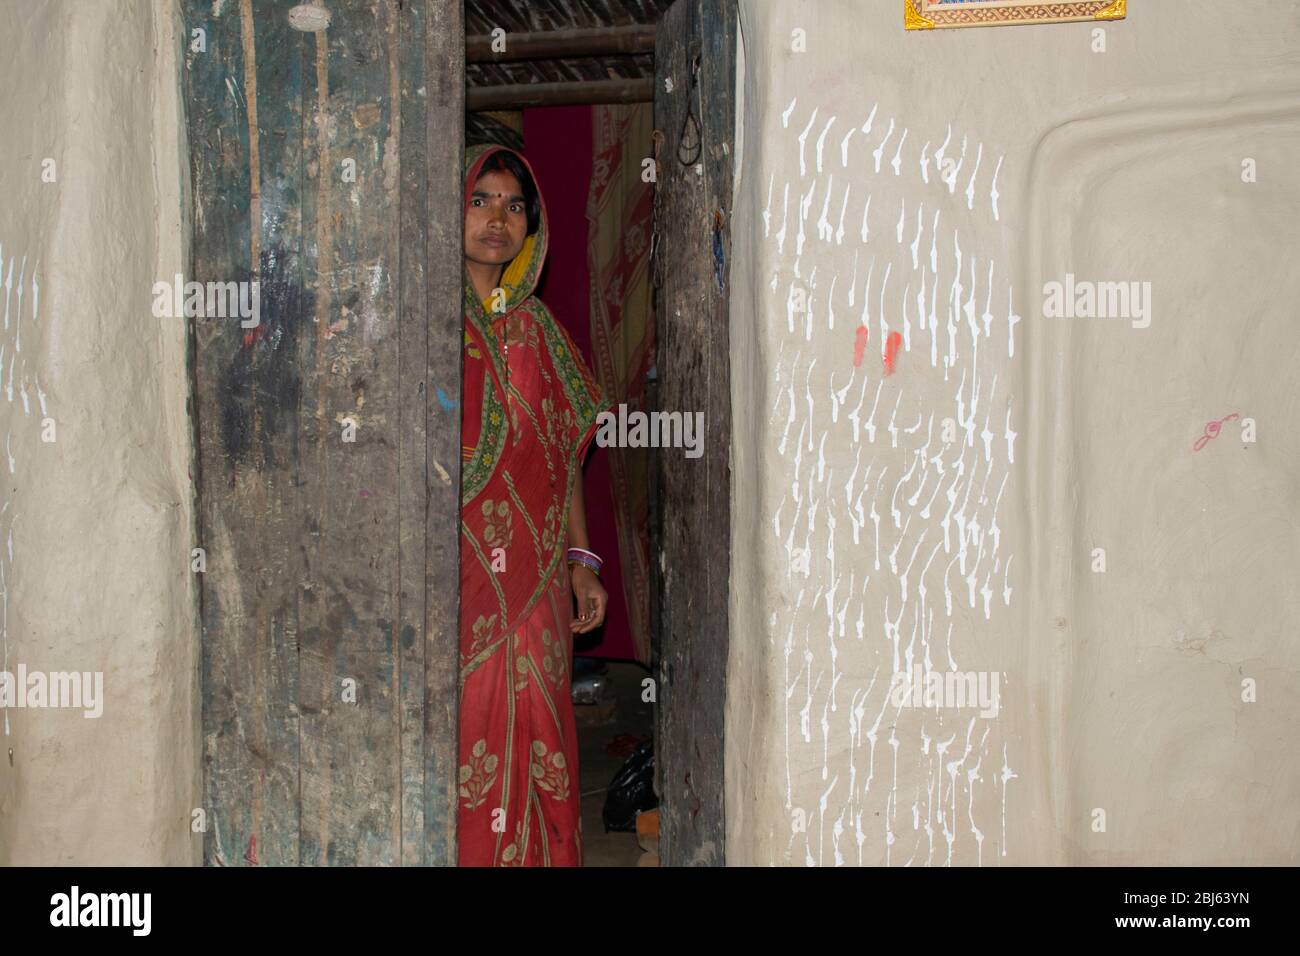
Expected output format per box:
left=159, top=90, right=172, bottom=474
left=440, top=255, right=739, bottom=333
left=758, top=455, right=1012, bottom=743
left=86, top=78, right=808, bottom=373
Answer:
left=905, top=0, right=1126, bottom=30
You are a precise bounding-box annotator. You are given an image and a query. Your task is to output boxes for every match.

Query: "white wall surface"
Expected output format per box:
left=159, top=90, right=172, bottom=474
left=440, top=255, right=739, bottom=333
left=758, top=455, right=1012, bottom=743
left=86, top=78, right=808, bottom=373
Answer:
left=0, top=0, right=198, bottom=865
left=728, top=0, right=1300, bottom=865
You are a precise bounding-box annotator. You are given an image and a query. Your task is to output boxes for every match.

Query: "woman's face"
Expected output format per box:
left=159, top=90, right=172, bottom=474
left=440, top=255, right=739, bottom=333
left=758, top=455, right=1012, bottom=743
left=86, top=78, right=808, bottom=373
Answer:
left=464, top=168, right=528, bottom=271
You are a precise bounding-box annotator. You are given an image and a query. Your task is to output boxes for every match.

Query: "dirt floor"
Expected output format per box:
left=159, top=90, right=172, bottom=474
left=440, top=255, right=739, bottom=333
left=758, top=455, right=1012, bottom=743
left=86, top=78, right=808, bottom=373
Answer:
left=574, top=659, right=655, bottom=867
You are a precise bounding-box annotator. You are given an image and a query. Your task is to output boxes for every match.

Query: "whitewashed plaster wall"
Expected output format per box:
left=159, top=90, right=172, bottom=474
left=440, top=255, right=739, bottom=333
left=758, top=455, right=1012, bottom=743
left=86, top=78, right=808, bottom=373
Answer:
left=0, top=0, right=198, bottom=864
left=727, top=0, right=1300, bottom=865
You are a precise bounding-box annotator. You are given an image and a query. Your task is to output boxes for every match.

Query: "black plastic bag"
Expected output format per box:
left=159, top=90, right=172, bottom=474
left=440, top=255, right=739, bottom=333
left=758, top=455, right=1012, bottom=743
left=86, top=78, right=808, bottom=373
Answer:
left=601, top=740, right=658, bottom=832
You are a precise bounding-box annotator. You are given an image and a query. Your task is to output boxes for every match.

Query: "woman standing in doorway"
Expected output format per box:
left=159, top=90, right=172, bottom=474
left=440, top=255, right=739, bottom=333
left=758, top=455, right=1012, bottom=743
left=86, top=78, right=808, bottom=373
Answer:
left=457, top=144, right=611, bottom=866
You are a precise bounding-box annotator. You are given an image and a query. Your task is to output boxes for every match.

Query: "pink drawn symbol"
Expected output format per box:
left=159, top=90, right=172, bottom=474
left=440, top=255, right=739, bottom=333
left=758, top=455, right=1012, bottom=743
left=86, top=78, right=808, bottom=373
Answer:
left=852, top=325, right=869, bottom=368
left=1192, top=412, right=1239, bottom=452
left=883, top=331, right=903, bottom=376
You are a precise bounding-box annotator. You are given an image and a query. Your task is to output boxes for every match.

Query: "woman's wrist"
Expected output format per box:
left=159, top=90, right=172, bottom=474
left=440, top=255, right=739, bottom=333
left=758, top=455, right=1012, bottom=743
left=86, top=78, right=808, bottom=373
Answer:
left=566, top=547, right=602, bottom=576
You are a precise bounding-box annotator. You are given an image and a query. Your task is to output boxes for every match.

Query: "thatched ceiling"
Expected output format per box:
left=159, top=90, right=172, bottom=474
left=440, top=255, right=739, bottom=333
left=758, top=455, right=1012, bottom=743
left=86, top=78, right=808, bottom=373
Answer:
left=464, top=0, right=673, bottom=89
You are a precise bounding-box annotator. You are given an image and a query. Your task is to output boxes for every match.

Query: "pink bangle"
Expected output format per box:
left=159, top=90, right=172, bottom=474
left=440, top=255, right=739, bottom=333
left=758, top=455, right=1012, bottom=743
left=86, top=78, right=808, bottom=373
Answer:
left=567, top=548, right=602, bottom=575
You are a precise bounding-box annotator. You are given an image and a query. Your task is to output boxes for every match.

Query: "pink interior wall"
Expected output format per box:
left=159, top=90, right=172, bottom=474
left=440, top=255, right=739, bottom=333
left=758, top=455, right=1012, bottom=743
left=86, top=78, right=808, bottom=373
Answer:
left=523, top=105, right=636, bottom=662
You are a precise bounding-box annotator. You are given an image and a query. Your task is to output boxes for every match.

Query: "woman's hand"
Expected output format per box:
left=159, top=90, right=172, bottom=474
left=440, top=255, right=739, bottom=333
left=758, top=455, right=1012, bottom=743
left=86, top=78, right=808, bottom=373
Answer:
left=570, top=565, right=607, bottom=634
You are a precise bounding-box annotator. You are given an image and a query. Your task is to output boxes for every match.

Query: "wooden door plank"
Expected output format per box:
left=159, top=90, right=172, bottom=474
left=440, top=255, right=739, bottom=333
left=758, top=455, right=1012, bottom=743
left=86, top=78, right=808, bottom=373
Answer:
left=396, top=0, right=432, bottom=870
left=653, top=0, right=736, bottom=867
left=188, top=0, right=463, bottom=866
left=415, top=0, right=465, bottom=867
left=393, top=0, right=464, bottom=867
left=294, top=0, right=405, bottom=868
left=188, top=0, right=306, bottom=867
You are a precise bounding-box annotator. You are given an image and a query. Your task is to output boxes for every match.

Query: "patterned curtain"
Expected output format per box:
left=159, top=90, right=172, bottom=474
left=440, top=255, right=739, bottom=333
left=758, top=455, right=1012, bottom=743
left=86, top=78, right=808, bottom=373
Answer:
left=586, top=104, right=655, bottom=665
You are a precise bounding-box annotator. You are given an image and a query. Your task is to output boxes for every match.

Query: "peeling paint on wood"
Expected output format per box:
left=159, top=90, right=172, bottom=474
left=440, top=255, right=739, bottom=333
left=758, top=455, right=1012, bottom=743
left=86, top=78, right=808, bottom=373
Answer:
left=186, top=0, right=463, bottom=867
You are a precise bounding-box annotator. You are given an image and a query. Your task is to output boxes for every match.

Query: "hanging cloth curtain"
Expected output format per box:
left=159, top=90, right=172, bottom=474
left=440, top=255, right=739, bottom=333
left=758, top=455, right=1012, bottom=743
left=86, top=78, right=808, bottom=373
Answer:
left=585, top=103, right=657, bottom=666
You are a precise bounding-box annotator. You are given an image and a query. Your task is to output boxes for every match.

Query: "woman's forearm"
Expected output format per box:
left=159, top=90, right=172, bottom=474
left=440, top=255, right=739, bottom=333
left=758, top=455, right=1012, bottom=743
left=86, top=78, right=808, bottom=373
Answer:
left=567, top=471, right=590, bottom=552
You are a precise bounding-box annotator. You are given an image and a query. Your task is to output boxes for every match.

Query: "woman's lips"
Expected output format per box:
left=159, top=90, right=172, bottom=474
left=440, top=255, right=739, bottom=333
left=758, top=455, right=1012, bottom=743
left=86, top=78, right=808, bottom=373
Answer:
left=478, top=235, right=509, bottom=247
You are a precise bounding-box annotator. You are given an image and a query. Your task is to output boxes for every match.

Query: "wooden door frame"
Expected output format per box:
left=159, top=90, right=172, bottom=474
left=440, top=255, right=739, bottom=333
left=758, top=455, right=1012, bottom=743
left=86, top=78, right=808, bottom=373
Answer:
left=652, top=0, right=736, bottom=867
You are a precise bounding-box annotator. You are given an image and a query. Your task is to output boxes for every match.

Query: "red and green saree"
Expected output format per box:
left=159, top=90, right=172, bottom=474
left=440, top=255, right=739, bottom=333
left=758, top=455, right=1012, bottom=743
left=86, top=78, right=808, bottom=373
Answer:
left=457, top=144, right=610, bottom=866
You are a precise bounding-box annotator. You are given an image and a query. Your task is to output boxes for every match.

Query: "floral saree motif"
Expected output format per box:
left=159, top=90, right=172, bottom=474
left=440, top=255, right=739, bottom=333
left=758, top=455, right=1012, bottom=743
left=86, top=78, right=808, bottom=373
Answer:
left=457, top=144, right=610, bottom=867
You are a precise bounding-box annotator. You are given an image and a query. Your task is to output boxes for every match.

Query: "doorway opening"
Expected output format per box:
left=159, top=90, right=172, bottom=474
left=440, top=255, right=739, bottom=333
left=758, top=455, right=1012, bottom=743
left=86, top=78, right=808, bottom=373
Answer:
left=463, top=0, right=734, bottom=867
left=187, top=0, right=732, bottom=868
left=465, top=5, right=664, bottom=868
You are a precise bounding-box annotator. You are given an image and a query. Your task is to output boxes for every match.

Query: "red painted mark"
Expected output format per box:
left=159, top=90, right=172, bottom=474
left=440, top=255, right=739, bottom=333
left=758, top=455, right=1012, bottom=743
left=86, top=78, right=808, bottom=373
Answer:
left=242, top=325, right=265, bottom=349
left=883, top=331, right=903, bottom=376
left=1192, top=412, right=1239, bottom=452
left=360, top=490, right=372, bottom=498
left=852, top=325, right=869, bottom=367
left=245, top=835, right=259, bottom=866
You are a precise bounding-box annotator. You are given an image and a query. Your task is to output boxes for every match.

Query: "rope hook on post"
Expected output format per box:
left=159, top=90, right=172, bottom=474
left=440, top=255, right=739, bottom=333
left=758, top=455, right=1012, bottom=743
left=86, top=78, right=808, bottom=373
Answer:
left=676, top=45, right=703, bottom=167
